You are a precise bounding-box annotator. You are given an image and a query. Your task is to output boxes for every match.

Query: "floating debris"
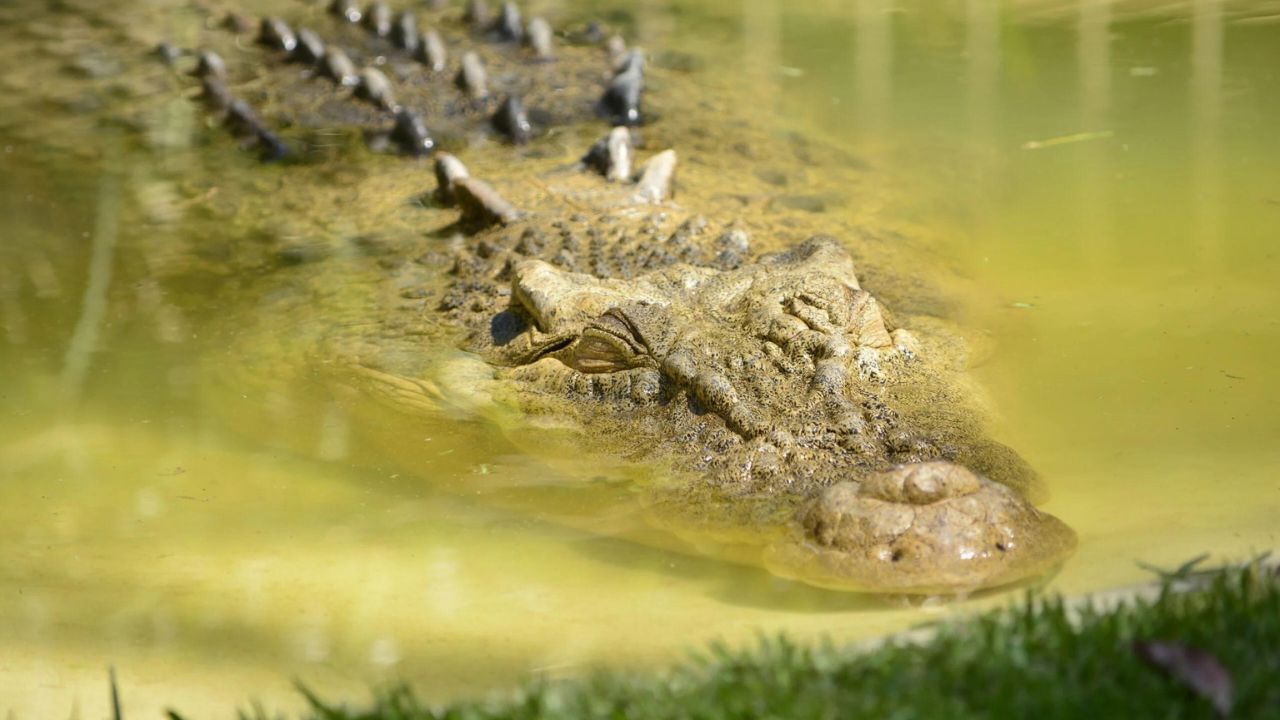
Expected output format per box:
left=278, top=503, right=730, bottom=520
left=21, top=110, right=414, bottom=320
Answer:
left=1021, top=130, right=1113, bottom=150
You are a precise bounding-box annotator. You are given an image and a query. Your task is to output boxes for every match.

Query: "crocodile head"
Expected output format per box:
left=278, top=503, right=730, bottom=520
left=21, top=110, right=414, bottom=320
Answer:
left=485, top=230, right=1076, bottom=595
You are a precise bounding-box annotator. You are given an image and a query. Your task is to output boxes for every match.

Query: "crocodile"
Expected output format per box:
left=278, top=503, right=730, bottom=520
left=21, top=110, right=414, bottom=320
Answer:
left=6, top=0, right=1075, bottom=594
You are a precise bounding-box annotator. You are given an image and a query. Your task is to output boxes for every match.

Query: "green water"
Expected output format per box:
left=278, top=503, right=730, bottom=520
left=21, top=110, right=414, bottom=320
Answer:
left=2, top=0, right=1278, bottom=716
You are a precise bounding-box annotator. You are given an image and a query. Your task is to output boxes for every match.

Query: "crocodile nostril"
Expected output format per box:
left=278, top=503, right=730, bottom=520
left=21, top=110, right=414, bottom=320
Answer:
left=995, top=541, right=1008, bottom=552
left=890, top=549, right=904, bottom=563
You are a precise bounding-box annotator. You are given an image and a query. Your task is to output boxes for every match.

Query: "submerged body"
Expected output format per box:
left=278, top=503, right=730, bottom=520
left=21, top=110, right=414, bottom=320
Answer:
left=26, top=0, right=1074, bottom=593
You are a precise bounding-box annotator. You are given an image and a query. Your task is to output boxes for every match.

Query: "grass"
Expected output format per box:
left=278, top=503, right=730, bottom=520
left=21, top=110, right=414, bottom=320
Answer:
left=180, top=559, right=1280, bottom=720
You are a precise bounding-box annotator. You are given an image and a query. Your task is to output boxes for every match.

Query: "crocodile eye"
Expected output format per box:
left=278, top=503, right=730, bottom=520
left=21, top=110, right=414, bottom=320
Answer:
left=565, top=328, right=637, bottom=373
left=561, top=309, right=651, bottom=374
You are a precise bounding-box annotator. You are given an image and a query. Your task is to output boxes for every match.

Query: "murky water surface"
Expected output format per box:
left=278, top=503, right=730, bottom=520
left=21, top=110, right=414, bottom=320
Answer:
left=2, top=0, right=1278, bottom=716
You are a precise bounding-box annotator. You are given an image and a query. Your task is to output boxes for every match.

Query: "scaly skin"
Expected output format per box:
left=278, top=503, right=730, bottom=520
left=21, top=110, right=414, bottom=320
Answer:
left=6, top=0, right=1076, bottom=594
left=446, top=217, right=1075, bottom=594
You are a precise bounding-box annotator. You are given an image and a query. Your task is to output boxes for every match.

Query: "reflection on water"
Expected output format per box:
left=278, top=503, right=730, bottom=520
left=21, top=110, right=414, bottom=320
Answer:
left=1075, top=0, right=1111, bottom=262
left=2, top=0, right=1279, bottom=716
left=854, top=0, right=893, bottom=135
left=1191, top=0, right=1224, bottom=263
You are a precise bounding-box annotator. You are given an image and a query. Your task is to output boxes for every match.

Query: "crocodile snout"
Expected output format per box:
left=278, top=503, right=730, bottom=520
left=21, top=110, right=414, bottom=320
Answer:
left=763, top=461, right=1077, bottom=595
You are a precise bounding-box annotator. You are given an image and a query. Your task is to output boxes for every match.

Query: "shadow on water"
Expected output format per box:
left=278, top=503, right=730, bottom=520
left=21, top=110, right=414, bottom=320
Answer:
left=567, top=534, right=894, bottom=614
left=569, top=530, right=1064, bottom=614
